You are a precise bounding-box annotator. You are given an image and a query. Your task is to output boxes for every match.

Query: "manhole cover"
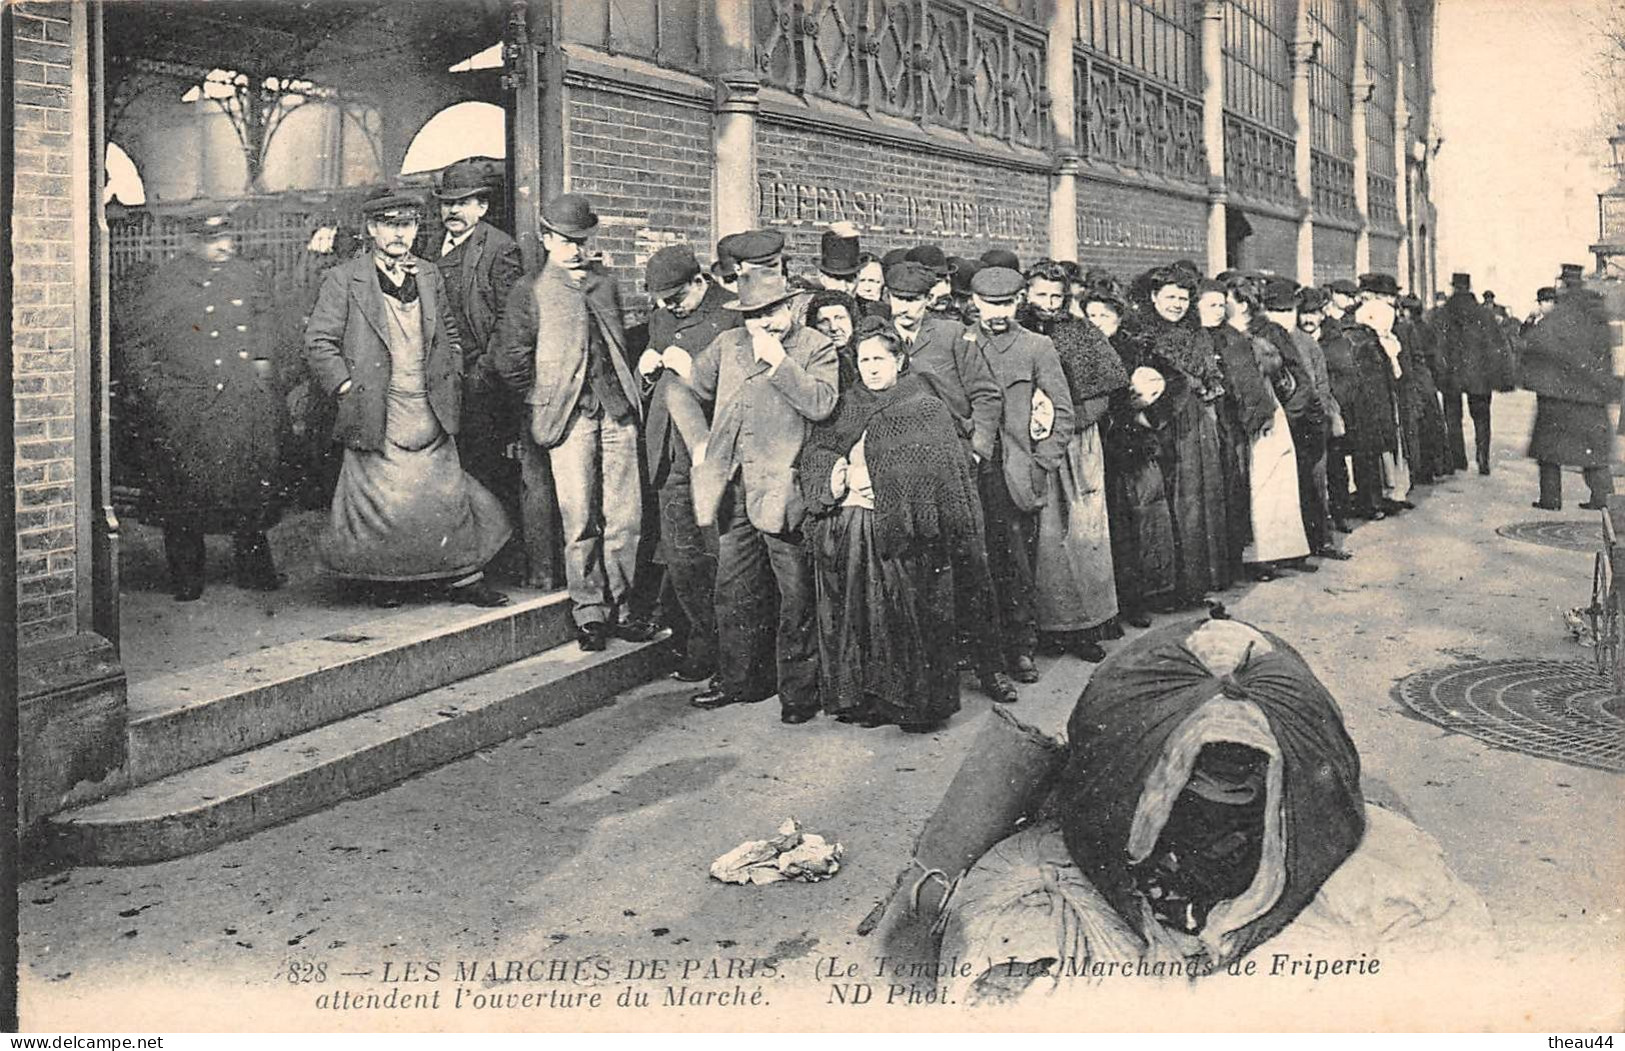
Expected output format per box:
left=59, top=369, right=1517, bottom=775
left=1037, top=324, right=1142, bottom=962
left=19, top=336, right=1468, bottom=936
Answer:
left=1496, top=520, right=1603, bottom=553
left=1394, top=659, right=1625, bottom=773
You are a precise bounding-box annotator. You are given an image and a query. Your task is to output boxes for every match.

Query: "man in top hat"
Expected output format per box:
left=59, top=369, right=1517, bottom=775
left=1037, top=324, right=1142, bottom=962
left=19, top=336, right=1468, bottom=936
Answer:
left=663, top=269, right=838, bottom=723
left=633, top=244, right=742, bottom=683
left=491, top=192, right=643, bottom=648
left=123, top=208, right=288, bottom=601
left=814, top=222, right=863, bottom=294
left=304, top=191, right=511, bottom=608
left=432, top=160, right=527, bottom=571
left=1523, top=265, right=1617, bottom=511
left=968, top=266, right=1075, bottom=686
left=1432, top=271, right=1512, bottom=475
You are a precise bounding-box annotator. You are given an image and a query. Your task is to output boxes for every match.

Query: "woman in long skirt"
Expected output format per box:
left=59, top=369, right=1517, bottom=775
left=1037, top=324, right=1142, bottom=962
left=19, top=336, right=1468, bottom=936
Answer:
left=1197, top=279, right=1265, bottom=586
left=799, top=323, right=990, bottom=732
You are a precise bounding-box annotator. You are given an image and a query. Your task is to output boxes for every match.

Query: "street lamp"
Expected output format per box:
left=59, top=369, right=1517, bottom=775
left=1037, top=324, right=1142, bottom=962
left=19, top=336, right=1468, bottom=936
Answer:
left=1592, top=124, right=1625, bottom=278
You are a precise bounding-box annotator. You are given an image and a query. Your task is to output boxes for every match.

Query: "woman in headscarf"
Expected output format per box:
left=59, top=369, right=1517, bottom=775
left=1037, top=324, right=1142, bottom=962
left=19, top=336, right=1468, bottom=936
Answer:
left=1226, top=281, right=1310, bottom=580
left=805, top=289, right=860, bottom=391
left=799, top=320, right=991, bottom=732
left=931, top=616, right=1493, bottom=1006
left=1119, top=266, right=1230, bottom=607
left=1020, top=262, right=1131, bottom=660
left=1195, top=278, right=1265, bottom=586
left=1089, top=287, right=1177, bottom=628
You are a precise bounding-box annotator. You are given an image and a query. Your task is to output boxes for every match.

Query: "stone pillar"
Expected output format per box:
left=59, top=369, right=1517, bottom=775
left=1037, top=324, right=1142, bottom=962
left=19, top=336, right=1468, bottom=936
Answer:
left=1201, top=0, right=1227, bottom=274
left=1047, top=0, right=1079, bottom=262
left=1351, top=10, right=1372, bottom=275
left=1291, top=0, right=1315, bottom=284
left=506, top=0, right=547, bottom=267
left=1393, top=57, right=1411, bottom=289
left=712, top=0, right=758, bottom=245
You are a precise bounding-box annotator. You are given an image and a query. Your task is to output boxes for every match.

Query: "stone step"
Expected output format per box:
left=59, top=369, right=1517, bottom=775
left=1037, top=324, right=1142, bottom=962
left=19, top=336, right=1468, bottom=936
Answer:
left=50, top=633, right=672, bottom=865
left=123, top=590, right=575, bottom=788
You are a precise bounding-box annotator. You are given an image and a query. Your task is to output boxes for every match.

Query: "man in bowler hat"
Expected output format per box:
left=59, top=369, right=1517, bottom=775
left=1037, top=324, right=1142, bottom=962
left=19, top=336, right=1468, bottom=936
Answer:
left=492, top=193, right=644, bottom=650
left=432, top=160, right=527, bottom=574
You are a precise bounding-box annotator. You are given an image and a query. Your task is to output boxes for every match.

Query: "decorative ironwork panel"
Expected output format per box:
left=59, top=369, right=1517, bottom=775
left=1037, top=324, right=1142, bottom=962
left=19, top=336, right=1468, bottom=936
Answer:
left=1311, top=148, right=1357, bottom=218
left=1368, top=171, right=1398, bottom=227
left=870, top=0, right=921, bottom=118
left=922, top=1, right=969, bottom=129
left=1224, top=112, right=1295, bottom=204
left=1075, top=51, right=1205, bottom=183
left=1308, top=0, right=1354, bottom=157
left=800, top=0, right=867, bottom=107
left=1223, top=0, right=1292, bottom=134
left=1076, top=0, right=1200, bottom=94
left=1004, top=22, right=1047, bottom=148
left=756, top=0, right=800, bottom=90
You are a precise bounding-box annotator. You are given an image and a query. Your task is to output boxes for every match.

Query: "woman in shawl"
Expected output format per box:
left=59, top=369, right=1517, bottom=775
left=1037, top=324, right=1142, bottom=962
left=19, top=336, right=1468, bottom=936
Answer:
left=1195, top=278, right=1263, bottom=585
left=799, top=320, right=990, bottom=732
left=928, top=616, right=1493, bottom=1006
left=805, top=290, right=860, bottom=390
left=1226, top=282, right=1310, bottom=580
left=1020, top=262, right=1131, bottom=661
left=1398, top=295, right=1452, bottom=485
left=1089, top=288, right=1177, bottom=628
left=1119, top=266, right=1230, bottom=607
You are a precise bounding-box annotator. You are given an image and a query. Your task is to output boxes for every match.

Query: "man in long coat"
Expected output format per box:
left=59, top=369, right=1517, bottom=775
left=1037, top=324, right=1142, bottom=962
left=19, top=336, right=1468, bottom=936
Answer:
left=491, top=193, right=643, bottom=649
left=634, top=244, right=741, bottom=684
left=666, top=269, right=839, bottom=723
left=1433, top=272, right=1512, bottom=476
left=1524, top=266, right=1617, bottom=510
left=304, top=192, right=511, bottom=608
left=123, top=210, right=287, bottom=601
left=431, top=161, right=527, bottom=576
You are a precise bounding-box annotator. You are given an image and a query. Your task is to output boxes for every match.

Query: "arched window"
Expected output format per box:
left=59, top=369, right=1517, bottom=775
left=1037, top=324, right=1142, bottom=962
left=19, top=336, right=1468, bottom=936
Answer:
left=104, top=141, right=146, bottom=205
left=400, top=101, right=506, bottom=175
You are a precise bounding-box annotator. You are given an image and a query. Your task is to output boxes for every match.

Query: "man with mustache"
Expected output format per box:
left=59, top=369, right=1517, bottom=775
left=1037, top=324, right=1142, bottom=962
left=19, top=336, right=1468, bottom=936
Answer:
left=303, top=191, right=511, bottom=608
left=969, top=266, right=1075, bottom=686
left=664, top=269, right=839, bottom=723
left=492, top=193, right=644, bottom=650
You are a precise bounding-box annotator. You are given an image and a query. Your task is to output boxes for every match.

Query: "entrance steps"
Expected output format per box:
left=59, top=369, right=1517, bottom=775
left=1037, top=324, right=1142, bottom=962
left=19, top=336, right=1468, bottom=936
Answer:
left=46, top=592, right=669, bottom=865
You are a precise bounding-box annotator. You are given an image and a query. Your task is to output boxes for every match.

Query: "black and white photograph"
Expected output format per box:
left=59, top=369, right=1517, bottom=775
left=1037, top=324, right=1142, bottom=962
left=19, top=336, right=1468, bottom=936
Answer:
left=2, top=0, right=1623, bottom=1034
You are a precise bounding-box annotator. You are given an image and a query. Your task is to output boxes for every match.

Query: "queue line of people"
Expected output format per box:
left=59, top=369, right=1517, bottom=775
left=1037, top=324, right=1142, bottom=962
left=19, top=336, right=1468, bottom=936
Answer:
left=123, top=167, right=1606, bottom=737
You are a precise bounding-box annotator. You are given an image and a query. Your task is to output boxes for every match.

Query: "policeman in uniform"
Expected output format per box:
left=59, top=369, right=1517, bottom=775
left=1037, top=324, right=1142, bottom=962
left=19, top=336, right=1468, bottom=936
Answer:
left=123, top=210, right=286, bottom=601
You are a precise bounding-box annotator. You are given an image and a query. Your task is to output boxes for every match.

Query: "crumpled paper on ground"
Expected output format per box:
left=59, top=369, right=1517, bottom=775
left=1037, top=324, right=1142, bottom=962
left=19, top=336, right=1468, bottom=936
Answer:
left=710, top=819, right=844, bottom=885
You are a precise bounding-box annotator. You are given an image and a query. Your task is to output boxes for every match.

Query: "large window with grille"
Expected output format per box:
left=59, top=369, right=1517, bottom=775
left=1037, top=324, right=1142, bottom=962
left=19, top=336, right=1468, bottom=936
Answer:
left=1308, top=0, right=1354, bottom=156
left=1362, top=0, right=1396, bottom=177
left=1223, top=0, right=1293, bottom=132
left=1076, top=0, right=1200, bottom=92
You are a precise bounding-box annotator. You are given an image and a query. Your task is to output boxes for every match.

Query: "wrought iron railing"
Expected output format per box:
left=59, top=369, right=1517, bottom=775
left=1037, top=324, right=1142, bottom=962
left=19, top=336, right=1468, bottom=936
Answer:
left=1075, top=50, right=1206, bottom=184
left=756, top=0, right=1049, bottom=150
left=1223, top=112, right=1295, bottom=205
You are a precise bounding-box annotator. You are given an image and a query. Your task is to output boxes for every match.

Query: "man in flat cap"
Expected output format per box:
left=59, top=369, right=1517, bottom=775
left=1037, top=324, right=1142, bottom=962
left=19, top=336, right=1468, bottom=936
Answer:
left=1433, top=271, right=1512, bottom=476
left=905, top=245, right=957, bottom=319
left=304, top=191, right=511, bottom=608
left=432, top=161, right=527, bottom=574
left=888, top=260, right=1002, bottom=463
left=123, top=209, right=288, bottom=601
left=633, top=243, right=742, bottom=683
left=968, top=266, right=1075, bottom=687
left=665, top=269, right=838, bottom=723
left=492, top=193, right=643, bottom=648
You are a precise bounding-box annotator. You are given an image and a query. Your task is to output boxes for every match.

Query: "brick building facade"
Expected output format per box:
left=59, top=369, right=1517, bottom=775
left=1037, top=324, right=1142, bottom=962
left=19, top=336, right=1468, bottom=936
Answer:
left=4, top=0, right=1436, bottom=829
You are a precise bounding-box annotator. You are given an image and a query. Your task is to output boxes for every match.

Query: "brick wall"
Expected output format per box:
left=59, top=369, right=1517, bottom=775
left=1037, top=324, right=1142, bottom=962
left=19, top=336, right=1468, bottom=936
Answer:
left=1314, top=225, right=1358, bottom=282
left=566, top=83, right=713, bottom=319
left=756, top=121, right=1050, bottom=272
left=1241, top=213, right=1298, bottom=278
left=1369, top=234, right=1400, bottom=279
left=1077, top=180, right=1208, bottom=277
left=12, top=3, right=79, bottom=647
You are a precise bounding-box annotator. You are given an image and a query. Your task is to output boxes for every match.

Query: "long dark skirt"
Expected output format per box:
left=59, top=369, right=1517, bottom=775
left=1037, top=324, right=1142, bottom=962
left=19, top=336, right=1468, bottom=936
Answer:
left=1213, top=406, right=1252, bottom=584
left=1105, top=450, right=1178, bottom=614
left=812, top=505, right=961, bottom=727
left=1161, top=392, right=1229, bottom=598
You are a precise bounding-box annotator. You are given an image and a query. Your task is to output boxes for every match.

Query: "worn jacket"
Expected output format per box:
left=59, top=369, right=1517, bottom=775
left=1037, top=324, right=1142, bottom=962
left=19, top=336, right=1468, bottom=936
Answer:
left=644, top=282, right=741, bottom=486
left=490, top=262, right=642, bottom=448
left=904, top=315, right=1003, bottom=460
left=678, top=323, right=839, bottom=534
left=971, top=322, right=1075, bottom=512
left=436, top=221, right=526, bottom=373
left=1432, top=292, right=1512, bottom=395
left=303, top=254, right=462, bottom=451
